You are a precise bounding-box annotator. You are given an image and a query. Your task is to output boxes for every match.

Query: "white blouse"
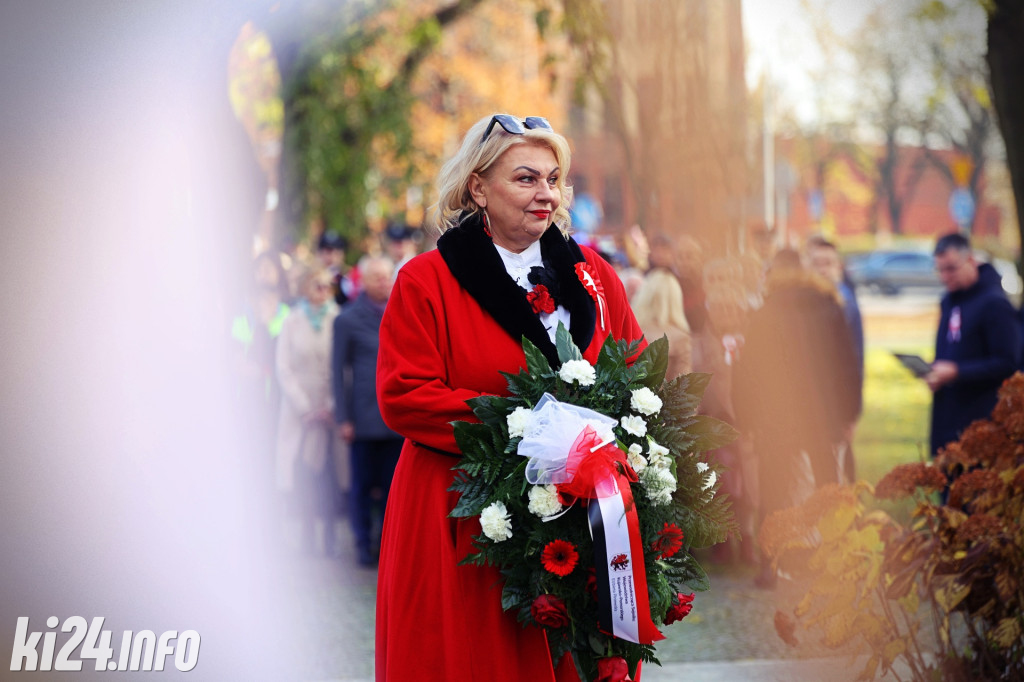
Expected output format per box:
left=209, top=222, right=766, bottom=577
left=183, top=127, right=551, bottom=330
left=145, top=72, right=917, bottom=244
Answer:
left=494, top=240, right=572, bottom=343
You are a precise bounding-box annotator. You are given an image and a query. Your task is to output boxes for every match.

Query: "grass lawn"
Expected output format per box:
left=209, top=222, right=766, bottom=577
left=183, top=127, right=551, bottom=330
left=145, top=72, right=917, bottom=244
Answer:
left=854, top=345, right=934, bottom=485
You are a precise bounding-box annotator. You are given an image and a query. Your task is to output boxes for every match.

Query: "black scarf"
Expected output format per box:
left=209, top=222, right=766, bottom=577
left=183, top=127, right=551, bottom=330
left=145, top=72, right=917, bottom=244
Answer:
left=436, top=212, right=597, bottom=366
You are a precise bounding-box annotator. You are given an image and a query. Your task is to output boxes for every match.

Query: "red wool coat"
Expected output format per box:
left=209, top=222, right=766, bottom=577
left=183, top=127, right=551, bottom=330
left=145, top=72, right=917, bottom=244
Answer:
left=375, top=218, right=645, bottom=682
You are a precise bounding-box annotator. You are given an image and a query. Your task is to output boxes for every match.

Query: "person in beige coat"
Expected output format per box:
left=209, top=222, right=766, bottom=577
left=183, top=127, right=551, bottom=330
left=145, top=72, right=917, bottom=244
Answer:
left=275, top=266, right=339, bottom=554
left=632, top=268, right=692, bottom=378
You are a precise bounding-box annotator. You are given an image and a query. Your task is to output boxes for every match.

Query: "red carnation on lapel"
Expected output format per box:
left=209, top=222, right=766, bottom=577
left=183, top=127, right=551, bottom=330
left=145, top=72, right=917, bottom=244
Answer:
left=527, top=284, right=556, bottom=314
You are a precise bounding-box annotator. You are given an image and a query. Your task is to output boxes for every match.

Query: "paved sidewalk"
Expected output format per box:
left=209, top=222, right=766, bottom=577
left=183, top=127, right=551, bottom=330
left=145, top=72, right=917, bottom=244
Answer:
left=291, top=520, right=888, bottom=682
left=313, top=658, right=892, bottom=682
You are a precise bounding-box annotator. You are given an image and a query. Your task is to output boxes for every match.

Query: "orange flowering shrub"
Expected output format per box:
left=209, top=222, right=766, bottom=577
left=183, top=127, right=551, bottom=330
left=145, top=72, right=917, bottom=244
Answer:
left=874, top=462, right=947, bottom=500
left=765, top=373, right=1024, bottom=681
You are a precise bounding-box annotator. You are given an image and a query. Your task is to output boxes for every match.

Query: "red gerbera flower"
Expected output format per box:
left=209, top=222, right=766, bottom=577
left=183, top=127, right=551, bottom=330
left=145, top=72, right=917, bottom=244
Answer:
left=541, top=539, right=579, bottom=577
left=526, top=284, right=556, bottom=314
left=651, top=522, right=684, bottom=559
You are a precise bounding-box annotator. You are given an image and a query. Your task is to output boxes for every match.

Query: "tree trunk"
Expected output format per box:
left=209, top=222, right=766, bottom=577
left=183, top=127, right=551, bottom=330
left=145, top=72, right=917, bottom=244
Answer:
left=987, top=0, right=1024, bottom=271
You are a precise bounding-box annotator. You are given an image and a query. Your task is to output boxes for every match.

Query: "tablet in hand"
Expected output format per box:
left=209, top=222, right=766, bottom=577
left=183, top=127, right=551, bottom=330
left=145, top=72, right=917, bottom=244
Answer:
left=893, top=352, right=932, bottom=378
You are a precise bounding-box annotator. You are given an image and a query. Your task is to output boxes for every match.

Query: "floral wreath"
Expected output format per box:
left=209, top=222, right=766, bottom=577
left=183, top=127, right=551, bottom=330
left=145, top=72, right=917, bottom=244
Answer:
left=450, top=325, right=737, bottom=681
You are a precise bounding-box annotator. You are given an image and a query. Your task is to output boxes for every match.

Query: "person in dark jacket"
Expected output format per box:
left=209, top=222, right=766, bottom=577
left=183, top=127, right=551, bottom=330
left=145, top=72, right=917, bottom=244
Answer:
left=734, top=249, right=861, bottom=587
left=807, top=237, right=864, bottom=482
left=927, top=233, right=1022, bottom=456
left=332, top=255, right=403, bottom=566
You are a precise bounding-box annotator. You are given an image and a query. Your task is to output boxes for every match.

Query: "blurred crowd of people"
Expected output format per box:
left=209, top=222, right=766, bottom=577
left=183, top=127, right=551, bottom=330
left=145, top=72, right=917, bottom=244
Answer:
left=605, top=224, right=1021, bottom=588
left=230, top=215, right=1022, bottom=583
left=231, top=223, right=419, bottom=565
left=603, top=225, right=865, bottom=587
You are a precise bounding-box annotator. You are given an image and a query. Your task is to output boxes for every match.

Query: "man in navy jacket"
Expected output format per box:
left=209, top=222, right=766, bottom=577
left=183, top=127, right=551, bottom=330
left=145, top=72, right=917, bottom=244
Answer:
left=332, top=256, right=403, bottom=566
left=927, top=233, right=1021, bottom=456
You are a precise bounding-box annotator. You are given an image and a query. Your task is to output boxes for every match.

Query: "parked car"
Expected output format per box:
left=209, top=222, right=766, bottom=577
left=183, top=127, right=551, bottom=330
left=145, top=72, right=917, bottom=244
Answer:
left=845, top=249, right=1023, bottom=299
left=989, top=257, right=1023, bottom=298
left=846, top=250, right=939, bottom=295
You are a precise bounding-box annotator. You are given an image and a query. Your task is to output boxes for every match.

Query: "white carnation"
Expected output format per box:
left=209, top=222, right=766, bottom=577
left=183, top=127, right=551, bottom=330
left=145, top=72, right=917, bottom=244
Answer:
left=630, top=387, right=663, bottom=416
left=620, top=414, right=647, bottom=437
left=479, top=501, right=513, bottom=542
left=527, top=484, right=563, bottom=518
left=627, top=446, right=648, bottom=475
left=506, top=406, right=533, bottom=439
left=558, top=359, right=596, bottom=387
left=641, top=466, right=677, bottom=506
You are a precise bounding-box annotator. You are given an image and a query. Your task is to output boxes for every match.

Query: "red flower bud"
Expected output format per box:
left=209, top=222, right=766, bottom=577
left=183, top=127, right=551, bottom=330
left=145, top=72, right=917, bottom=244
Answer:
left=596, top=656, right=633, bottom=682
left=664, top=592, right=694, bottom=625
left=531, top=593, right=570, bottom=629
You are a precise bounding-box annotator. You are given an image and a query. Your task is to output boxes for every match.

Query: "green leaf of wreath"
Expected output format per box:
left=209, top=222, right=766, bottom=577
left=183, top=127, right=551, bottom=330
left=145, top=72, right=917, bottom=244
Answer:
left=673, top=415, right=738, bottom=454
left=632, top=335, right=669, bottom=388
left=675, top=494, right=735, bottom=548
left=660, top=372, right=713, bottom=419
left=448, top=472, right=492, bottom=518
left=468, top=395, right=519, bottom=426
left=501, top=585, right=530, bottom=611
left=595, top=334, right=627, bottom=376
left=673, top=550, right=712, bottom=591
left=555, top=322, right=584, bottom=364
left=522, top=336, right=553, bottom=376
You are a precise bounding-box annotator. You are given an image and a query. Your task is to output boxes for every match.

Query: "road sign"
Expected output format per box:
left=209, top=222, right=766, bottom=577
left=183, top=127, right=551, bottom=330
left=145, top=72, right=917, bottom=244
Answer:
left=949, top=188, right=975, bottom=229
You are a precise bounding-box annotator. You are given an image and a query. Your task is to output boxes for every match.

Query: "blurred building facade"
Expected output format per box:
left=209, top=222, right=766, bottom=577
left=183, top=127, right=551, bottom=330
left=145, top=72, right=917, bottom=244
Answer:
left=774, top=138, right=1018, bottom=253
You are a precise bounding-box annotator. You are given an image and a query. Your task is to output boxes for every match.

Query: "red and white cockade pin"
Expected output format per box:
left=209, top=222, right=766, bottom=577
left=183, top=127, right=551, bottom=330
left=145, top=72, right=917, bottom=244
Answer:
left=574, top=262, right=607, bottom=331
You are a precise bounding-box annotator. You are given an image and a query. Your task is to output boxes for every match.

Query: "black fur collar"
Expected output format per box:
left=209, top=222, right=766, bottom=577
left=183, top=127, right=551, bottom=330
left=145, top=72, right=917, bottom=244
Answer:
left=436, top=212, right=596, bottom=366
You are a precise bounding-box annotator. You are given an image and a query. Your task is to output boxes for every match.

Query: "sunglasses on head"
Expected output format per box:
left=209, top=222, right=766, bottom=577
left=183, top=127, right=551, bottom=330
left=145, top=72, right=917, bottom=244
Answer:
left=481, top=115, right=552, bottom=143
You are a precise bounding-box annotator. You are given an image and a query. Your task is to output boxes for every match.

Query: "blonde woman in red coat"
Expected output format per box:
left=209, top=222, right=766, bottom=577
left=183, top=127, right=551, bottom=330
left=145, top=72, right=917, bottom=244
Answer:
left=375, top=114, right=645, bottom=681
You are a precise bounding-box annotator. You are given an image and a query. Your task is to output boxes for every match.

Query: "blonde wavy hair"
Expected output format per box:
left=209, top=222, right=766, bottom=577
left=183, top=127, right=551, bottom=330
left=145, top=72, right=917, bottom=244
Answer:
left=431, top=114, right=574, bottom=235
left=632, top=269, right=690, bottom=333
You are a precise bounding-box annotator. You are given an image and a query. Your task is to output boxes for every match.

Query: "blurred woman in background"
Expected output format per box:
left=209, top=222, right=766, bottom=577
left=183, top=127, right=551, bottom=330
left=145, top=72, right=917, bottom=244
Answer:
left=632, top=268, right=692, bottom=378
left=275, top=266, right=339, bottom=555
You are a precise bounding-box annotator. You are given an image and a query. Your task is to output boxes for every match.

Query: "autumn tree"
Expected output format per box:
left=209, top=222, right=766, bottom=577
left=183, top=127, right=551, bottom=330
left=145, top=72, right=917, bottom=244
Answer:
left=547, top=0, right=748, bottom=253
left=259, top=0, right=489, bottom=249
left=785, top=1, right=1002, bottom=240
left=848, top=6, right=937, bottom=237
left=255, top=0, right=578, bottom=251
left=914, top=0, right=999, bottom=233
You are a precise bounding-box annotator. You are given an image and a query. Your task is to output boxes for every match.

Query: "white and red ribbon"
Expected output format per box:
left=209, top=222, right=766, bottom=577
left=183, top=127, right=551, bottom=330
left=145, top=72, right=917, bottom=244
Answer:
left=517, top=396, right=664, bottom=645
left=572, top=430, right=663, bottom=645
